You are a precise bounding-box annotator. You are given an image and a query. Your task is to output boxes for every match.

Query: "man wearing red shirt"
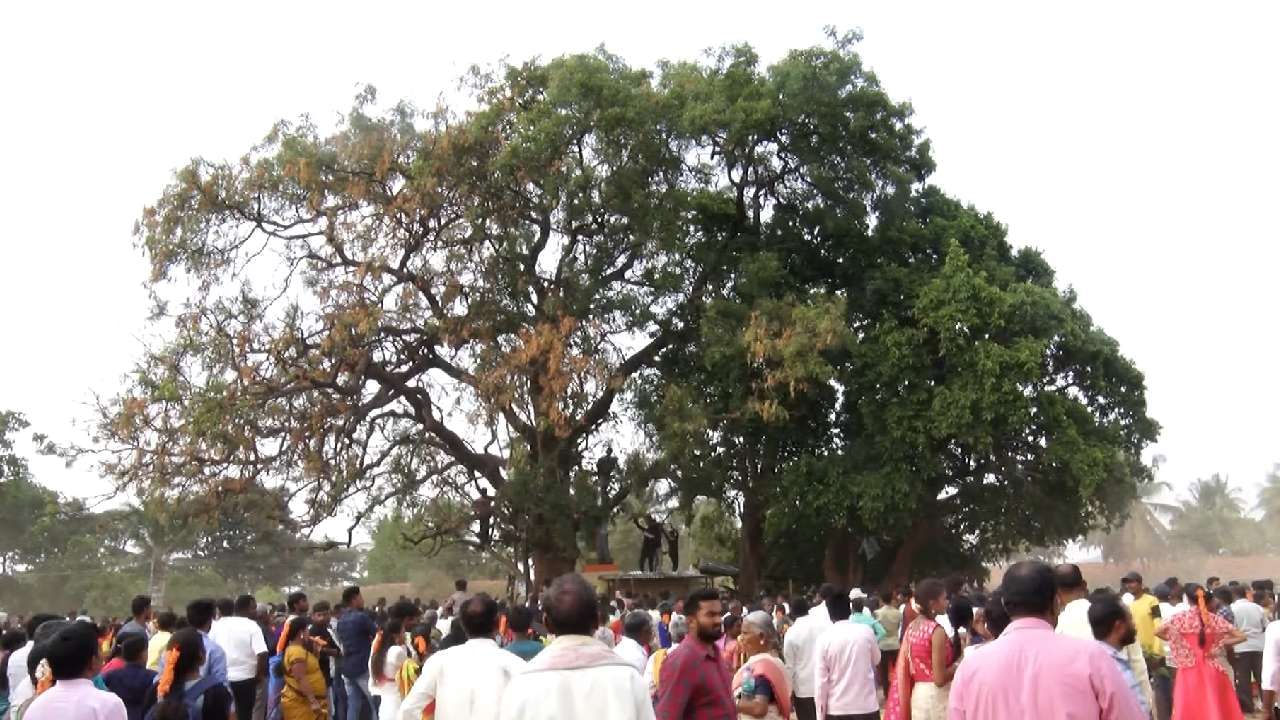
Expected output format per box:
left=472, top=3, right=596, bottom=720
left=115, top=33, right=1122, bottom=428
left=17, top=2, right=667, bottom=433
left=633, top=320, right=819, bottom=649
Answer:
left=654, top=588, right=735, bottom=720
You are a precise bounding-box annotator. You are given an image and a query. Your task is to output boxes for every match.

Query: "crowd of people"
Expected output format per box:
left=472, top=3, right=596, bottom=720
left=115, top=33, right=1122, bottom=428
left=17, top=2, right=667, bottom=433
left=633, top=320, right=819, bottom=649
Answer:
left=2, top=563, right=1280, bottom=719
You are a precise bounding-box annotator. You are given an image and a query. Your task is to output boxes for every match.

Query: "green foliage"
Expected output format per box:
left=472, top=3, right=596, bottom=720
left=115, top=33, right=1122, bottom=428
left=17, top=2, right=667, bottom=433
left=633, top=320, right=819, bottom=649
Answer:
left=90, top=35, right=1157, bottom=591
left=688, top=499, right=739, bottom=566
left=1169, top=474, right=1249, bottom=555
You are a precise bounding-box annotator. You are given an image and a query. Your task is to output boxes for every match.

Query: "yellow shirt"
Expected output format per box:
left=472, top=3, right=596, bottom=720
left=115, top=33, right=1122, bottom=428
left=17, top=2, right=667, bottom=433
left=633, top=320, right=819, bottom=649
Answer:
left=147, top=631, right=172, bottom=670
left=1130, top=594, right=1162, bottom=657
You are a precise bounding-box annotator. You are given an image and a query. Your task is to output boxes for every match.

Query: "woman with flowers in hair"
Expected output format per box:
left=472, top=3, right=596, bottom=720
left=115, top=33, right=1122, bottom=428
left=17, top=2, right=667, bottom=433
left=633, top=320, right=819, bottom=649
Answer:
left=396, top=623, right=435, bottom=701
left=140, top=628, right=233, bottom=720
left=278, top=617, right=326, bottom=720
left=367, top=619, right=406, bottom=720
left=1156, top=583, right=1246, bottom=720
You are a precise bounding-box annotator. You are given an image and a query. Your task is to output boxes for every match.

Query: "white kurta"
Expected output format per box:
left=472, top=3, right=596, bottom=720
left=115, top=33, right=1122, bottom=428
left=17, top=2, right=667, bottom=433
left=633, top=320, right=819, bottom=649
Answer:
left=399, top=638, right=526, bottom=720
left=498, top=636, right=654, bottom=720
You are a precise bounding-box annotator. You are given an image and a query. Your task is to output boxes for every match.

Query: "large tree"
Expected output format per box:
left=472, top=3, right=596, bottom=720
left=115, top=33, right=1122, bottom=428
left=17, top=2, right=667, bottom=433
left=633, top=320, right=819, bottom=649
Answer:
left=96, top=34, right=937, bottom=585
left=827, top=187, right=1158, bottom=586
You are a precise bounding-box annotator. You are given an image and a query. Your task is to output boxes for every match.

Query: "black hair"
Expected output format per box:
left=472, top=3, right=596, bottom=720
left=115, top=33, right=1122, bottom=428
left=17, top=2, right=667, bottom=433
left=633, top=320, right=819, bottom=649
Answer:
left=544, top=574, right=599, bottom=636
left=455, top=579, right=468, bottom=592
left=283, top=615, right=310, bottom=645
left=816, top=584, right=838, bottom=601
left=984, top=590, right=1012, bottom=639
left=1184, top=583, right=1207, bottom=648
left=155, top=611, right=178, bottom=632
left=916, top=578, right=947, bottom=613
left=850, top=597, right=866, bottom=615
left=460, top=594, right=499, bottom=638
left=389, top=601, right=419, bottom=623
left=235, top=595, right=256, bottom=616
left=1233, top=585, right=1248, bottom=601
left=24, top=613, right=61, bottom=640
left=186, top=599, right=216, bottom=631
left=944, top=575, right=967, bottom=597
left=160, top=629, right=206, bottom=712
left=1207, top=576, right=1220, bottom=586
left=1087, top=592, right=1128, bottom=642
left=826, top=592, right=853, bottom=622
left=947, top=596, right=974, bottom=659
left=407, top=623, right=435, bottom=658
left=623, top=611, right=652, bottom=640
left=722, top=614, right=741, bottom=634
left=509, top=605, right=534, bottom=635
left=1213, top=587, right=1234, bottom=609
left=313, top=601, right=331, bottom=614
left=216, top=598, right=234, bottom=619
left=1000, top=562, right=1056, bottom=618
left=791, top=597, right=809, bottom=618
left=684, top=588, right=721, bottom=617
left=371, top=618, right=403, bottom=684
left=131, top=595, right=152, bottom=619
left=120, top=633, right=148, bottom=663
left=45, top=622, right=100, bottom=680
left=0, top=629, right=29, bottom=694
left=1053, top=564, right=1086, bottom=592
left=342, top=586, right=362, bottom=605
left=286, top=592, right=308, bottom=613
left=439, top=618, right=466, bottom=651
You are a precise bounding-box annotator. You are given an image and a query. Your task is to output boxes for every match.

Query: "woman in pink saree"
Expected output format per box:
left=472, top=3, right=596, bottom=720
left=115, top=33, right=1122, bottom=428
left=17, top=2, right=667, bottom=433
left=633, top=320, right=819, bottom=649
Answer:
left=1156, top=584, right=1245, bottom=720
left=884, top=578, right=957, bottom=720
left=731, top=611, right=792, bottom=720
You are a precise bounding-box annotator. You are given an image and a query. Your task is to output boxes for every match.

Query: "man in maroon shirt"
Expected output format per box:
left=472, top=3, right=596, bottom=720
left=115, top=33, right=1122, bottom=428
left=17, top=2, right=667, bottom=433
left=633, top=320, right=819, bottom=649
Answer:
left=654, top=588, right=735, bottom=720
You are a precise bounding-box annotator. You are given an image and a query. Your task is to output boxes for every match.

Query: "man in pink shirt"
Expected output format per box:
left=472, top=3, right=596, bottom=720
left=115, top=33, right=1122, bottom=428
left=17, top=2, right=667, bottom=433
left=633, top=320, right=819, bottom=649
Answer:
left=948, top=561, right=1146, bottom=720
left=24, top=622, right=126, bottom=720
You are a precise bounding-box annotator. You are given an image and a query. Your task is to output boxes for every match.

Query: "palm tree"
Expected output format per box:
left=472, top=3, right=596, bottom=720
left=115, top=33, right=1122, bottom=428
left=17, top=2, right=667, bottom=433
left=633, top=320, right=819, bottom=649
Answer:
left=1087, top=455, right=1177, bottom=566
left=1255, top=464, right=1280, bottom=524
left=1169, top=474, right=1246, bottom=556
left=1254, top=461, right=1280, bottom=545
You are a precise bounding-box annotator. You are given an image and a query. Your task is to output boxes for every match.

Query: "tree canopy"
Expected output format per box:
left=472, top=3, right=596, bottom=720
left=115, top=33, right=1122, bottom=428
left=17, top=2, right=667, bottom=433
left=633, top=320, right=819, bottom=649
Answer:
left=95, top=34, right=1159, bottom=592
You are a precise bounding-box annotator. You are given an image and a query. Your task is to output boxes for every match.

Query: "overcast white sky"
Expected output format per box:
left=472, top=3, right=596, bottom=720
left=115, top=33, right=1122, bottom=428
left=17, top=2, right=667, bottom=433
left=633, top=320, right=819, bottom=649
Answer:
left=1, top=1, right=1277, bottom=517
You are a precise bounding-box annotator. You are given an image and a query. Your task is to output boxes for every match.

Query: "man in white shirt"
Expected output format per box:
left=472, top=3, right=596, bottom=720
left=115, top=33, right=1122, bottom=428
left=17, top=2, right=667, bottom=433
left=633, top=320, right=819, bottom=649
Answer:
left=209, top=594, right=268, bottom=720
left=1055, top=564, right=1154, bottom=716
left=644, top=615, right=687, bottom=696
left=807, top=585, right=837, bottom=625
left=7, top=616, right=72, bottom=720
left=1258, top=617, right=1280, bottom=715
left=499, top=574, right=654, bottom=720
left=814, top=591, right=879, bottom=720
left=613, top=611, right=652, bottom=673
left=782, top=598, right=827, bottom=720
left=1230, top=584, right=1267, bottom=713
left=6, top=615, right=60, bottom=717
left=400, top=593, right=526, bottom=720
left=23, top=622, right=126, bottom=720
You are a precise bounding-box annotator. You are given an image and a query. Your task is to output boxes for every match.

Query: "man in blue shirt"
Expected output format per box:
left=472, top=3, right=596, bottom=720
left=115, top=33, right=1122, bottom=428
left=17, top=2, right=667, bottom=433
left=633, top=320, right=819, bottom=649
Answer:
left=155, top=599, right=227, bottom=687
left=335, top=586, right=377, bottom=720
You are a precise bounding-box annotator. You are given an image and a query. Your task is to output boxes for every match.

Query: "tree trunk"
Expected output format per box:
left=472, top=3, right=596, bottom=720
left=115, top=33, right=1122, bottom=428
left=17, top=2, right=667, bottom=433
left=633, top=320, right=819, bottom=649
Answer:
left=823, top=527, right=853, bottom=587
left=823, top=529, right=867, bottom=589
left=527, top=455, right=581, bottom=591
left=884, top=516, right=932, bottom=590
left=531, top=547, right=577, bottom=590
left=739, top=486, right=765, bottom=598
left=148, top=549, right=169, bottom=608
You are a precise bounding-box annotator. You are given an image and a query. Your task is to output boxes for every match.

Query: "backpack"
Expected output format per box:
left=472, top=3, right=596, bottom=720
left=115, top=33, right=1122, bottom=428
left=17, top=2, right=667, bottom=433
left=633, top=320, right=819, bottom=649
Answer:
left=143, top=674, right=221, bottom=720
